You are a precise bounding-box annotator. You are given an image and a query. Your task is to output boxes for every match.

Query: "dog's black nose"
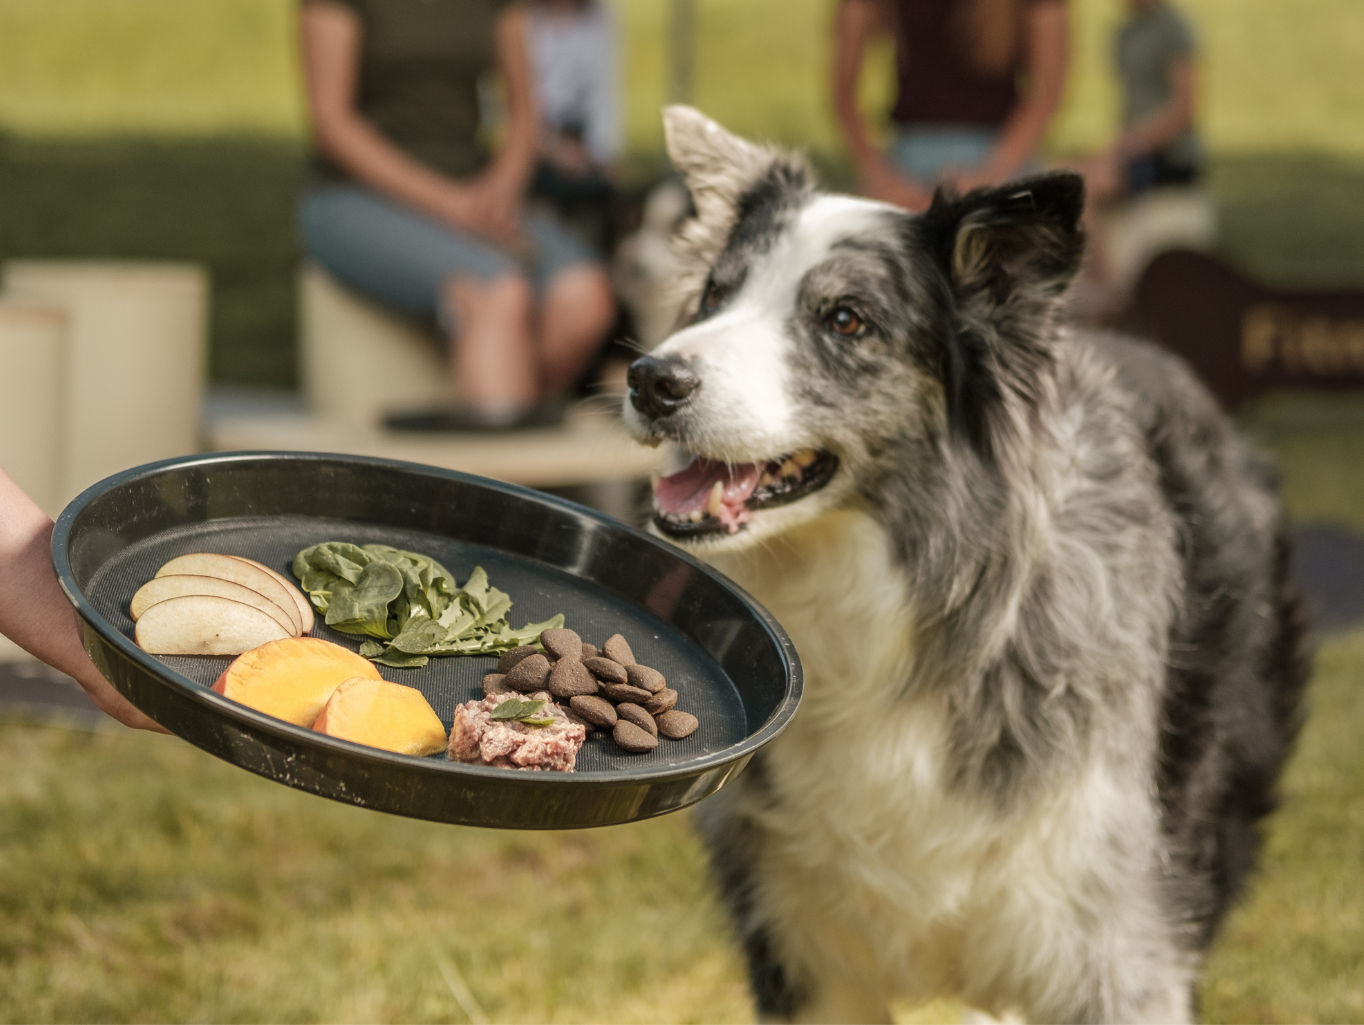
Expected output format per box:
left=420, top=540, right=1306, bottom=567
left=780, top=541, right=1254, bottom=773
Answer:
left=628, top=355, right=700, bottom=419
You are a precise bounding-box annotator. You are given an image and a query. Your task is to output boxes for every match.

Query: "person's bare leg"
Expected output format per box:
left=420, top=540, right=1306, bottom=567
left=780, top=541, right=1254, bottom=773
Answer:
left=538, top=264, right=617, bottom=397
left=444, top=273, right=538, bottom=416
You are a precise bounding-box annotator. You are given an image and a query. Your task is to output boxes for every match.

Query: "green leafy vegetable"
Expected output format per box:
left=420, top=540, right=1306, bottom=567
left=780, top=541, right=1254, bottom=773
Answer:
left=489, top=697, right=557, bottom=727
left=292, top=541, right=564, bottom=668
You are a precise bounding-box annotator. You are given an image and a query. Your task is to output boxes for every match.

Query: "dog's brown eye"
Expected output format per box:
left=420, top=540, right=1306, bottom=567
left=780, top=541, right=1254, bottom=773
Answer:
left=827, top=307, right=863, bottom=336
left=701, top=281, right=724, bottom=313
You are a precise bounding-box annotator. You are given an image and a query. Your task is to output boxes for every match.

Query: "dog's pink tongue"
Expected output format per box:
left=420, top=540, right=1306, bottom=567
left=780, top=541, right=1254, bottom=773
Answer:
left=656, top=458, right=763, bottom=532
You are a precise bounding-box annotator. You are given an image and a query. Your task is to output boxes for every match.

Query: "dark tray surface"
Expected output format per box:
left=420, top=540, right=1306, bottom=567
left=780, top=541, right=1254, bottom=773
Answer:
left=86, top=515, right=747, bottom=773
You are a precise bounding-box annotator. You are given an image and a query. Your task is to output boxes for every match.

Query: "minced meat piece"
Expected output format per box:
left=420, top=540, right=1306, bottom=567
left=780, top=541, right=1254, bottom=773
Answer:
left=448, top=690, right=587, bottom=772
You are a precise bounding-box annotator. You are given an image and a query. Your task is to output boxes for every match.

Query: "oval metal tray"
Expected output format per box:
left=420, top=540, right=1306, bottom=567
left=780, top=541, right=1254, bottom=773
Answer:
left=52, top=452, right=801, bottom=829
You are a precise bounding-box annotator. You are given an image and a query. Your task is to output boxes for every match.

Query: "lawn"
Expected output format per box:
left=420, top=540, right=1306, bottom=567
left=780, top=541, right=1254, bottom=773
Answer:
left=2, top=399, right=1363, bottom=1023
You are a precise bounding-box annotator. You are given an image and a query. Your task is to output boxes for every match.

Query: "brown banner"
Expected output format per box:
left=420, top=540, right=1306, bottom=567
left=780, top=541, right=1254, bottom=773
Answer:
left=1118, top=250, right=1364, bottom=408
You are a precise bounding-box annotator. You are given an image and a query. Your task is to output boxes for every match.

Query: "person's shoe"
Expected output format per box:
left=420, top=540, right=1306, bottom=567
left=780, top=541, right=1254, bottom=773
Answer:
left=382, top=402, right=566, bottom=434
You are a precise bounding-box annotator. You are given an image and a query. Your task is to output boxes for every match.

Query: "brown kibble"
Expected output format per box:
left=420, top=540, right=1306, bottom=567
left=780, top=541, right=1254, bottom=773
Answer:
left=504, top=653, right=551, bottom=692
left=602, top=682, right=653, bottom=704
left=583, top=657, right=628, bottom=685
left=569, top=694, right=617, bottom=728
left=644, top=688, right=678, bottom=714
left=498, top=646, right=539, bottom=674
left=581, top=643, right=599, bottom=660
left=616, top=702, right=658, bottom=737
left=602, top=634, right=636, bottom=665
left=614, top=719, right=658, bottom=753
left=482, top=673, right=512, bottom=696
left=539, top=628, right=582, bottom=661
left=655, top=710, right=698, bottom=739
left=548, top=656, right=598, bottom=698
left=626, top=664, right=665, bottom=694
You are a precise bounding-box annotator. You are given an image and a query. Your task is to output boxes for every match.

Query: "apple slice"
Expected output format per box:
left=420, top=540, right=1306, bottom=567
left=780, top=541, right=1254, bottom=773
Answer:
left=212, top=637, right=382, bottom=727
left=155, top=553, right=303, bottom=635
left=313, top=677, right=447, bottom=756
left=130, top=574, right=296, bottom=633
left=225, top=556, right=315, bottom=634
left=135, top=595, right=292, bottom=655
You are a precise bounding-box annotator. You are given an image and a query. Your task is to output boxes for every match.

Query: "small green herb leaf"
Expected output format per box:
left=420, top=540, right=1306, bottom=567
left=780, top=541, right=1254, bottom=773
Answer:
left=490, top=697, right=556, bottom=725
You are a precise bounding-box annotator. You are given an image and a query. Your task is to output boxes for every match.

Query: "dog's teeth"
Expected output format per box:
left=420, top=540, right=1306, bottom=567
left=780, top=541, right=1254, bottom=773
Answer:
left=706, top=480, right=724, bottom=517
left=779, top=459, right=801, bottom=480
left=688, top=510, right=704, bottom=522
left=759, top=471, right=775, bottom=489
left=793, top=449, right=818, bottom=468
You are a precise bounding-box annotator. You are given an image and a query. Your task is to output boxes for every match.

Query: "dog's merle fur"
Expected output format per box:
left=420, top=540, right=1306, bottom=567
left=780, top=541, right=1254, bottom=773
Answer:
left=624, top=108, right=1309, bottom=1023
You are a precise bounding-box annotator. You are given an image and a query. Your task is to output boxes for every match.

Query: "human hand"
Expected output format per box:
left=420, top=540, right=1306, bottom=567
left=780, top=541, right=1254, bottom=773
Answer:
left=857, top=155, right=934, bottom=212
left=435, top=180, right=525, bottom=250
left=0, top=468, right=168, bottom=732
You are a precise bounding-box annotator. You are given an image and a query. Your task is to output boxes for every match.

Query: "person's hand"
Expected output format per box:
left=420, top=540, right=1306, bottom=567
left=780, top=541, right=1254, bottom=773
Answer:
left=0, top=468, right=168, bottom=732
left=545, top=135, right=592, bottom=177
left=857, top=154, right=934, bottom=212
left=63, top=613, right=169, bottom=733
left=435, top=177, right=526, bottom=251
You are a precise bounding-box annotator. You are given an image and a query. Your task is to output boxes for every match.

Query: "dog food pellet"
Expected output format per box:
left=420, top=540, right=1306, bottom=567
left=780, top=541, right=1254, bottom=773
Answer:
left=644, top=688, right=678, bottom=714
left=655, top=710, right=698, bottom=739
left=583, top=657, right=629, bottom=685
left=569, top=694, right=617, bottom=728
left=616, top=702, right=658, bottom=737
left=482, top=673, right=513, bottom=696
left=548, top=656, right=598, bottom=698
left=626, top=664, right=665, bottom=694
left=581, top=643, right=599, bottom=660
left=540, top=628, right=582, bottom=661
left=613, top=719, right=658, bottom=753
left=498, top=646, right=539, bottom=674
left=504, top=653, right=552, bottom=692
left=602, top=634, right=636, bottom=666
left=603, top=682, right=653, bottom=704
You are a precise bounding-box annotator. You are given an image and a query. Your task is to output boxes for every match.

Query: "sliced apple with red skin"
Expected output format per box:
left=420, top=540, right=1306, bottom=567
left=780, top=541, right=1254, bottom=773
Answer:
left=313, top=677, right=447, bottom=756
left=212, top=637, right=382, bottom=727
left=155, top=553, right=303, bottom=635
left=225, top=556, right=315, bottom=634
left=130, top=573, right=296, bottom=633
left=135, top=595, right=292, bottom=655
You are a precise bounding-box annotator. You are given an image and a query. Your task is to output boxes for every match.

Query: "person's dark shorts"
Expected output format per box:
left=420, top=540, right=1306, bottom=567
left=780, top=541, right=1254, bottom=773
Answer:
left=1125, top=154, right=1199, bottom=195
left=299, top=185, right=600, bottom=326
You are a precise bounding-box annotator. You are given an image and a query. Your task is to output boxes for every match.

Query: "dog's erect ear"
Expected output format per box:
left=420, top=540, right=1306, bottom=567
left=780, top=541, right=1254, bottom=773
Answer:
left=925, top=172, right=1086, bottom=310
left=662, top=106, right=782, bottom=226
left=920, top=173, right=1085, bottom=462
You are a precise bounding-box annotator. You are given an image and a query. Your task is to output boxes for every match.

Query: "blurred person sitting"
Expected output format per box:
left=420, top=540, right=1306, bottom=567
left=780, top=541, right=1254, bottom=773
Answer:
left=299, top=0, right=616, bottom=432
left=0, top=466, right=164, bottom=732
left=526, top=0, right=621, bottom=252
left=1069, top=0, right=1202, bottom=315
left=834, top=0, right=1069, bottom=212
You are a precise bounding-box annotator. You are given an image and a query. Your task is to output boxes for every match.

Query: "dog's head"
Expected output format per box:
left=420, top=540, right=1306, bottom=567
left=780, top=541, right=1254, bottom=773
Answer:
left=624, top=108, right=1085, bottom=553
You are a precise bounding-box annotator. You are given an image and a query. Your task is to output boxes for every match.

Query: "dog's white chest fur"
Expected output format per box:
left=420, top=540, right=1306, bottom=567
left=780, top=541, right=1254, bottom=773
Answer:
left=706, top=510, right=1187, bottom=1020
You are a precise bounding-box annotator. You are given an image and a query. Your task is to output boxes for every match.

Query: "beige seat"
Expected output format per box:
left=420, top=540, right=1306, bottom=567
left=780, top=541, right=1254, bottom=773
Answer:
left=1100, top=187, right=1218, bottom=298
left=299, top=264, right=455, bottom=428
left=2, top=260, right=207, bottom=508
left=0, top=300, right=67, bottom=519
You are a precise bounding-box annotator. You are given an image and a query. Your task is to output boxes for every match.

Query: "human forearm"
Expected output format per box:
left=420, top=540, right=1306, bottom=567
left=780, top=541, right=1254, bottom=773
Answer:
left=981, top=0, right=1068, bottom=179
left=0, top=469, right=164, bottom=731
left=832, top=0, right=884, bottom=167
left=1114, top=61, right=1196, bottom=160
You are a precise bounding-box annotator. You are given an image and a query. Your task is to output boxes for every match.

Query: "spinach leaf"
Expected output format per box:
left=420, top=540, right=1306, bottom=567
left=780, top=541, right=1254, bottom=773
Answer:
left=325, top=560, right=404, bottom=638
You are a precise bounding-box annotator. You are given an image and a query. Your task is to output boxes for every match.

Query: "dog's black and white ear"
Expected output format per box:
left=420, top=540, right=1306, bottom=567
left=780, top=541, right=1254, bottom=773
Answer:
left=662, top=106, right=780, bottom=227
left=924, top=172, right=1086, bottom=311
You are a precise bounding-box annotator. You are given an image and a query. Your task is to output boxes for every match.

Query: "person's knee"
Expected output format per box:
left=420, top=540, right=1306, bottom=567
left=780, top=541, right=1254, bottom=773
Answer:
left=551, top=265, right=616, bottom=332
left=446, top=273, right=532, bottom=324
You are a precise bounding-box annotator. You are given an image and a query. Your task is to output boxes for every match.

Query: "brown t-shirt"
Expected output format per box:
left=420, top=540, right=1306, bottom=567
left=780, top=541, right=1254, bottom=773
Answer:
left=312, top=0, right=512, bottom=182
left=890, top=0, right=1061, bottom=128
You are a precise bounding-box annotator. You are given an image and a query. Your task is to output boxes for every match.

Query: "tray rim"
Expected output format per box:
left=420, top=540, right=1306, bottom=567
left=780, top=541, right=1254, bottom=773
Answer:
left=51, top=450, right=804, bottom=791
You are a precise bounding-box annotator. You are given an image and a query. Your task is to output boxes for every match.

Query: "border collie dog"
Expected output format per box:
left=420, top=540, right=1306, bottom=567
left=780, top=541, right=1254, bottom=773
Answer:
left=623, top=108, right=1309, bottom=1024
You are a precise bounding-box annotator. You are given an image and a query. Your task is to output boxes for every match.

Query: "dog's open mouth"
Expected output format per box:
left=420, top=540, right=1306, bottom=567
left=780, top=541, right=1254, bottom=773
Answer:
left=653, top=449, right=839, bottom=537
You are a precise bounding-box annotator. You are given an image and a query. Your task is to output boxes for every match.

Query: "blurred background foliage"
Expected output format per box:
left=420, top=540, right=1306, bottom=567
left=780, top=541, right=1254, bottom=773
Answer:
left=1, top=0, right=1363, bottom=390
